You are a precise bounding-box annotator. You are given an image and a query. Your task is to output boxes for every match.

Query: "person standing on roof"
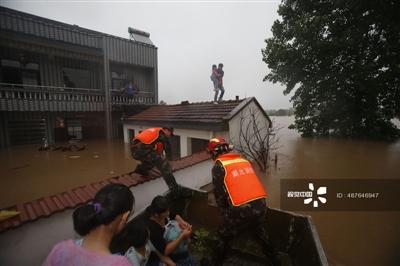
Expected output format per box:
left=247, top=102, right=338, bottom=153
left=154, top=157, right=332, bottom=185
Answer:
left=210, top=64, right=219, bottom=103
left=213, top=63, right=225, bottom=104
left=130, top=127, right=190, bottom=198
left=205, top=137, right=280, bottom=265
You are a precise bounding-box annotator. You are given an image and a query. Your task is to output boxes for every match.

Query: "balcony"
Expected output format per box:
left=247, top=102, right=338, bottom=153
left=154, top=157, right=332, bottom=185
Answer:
left=111, top=90, right=155, bottom=107
left=0, top=83, right=155, bottom=112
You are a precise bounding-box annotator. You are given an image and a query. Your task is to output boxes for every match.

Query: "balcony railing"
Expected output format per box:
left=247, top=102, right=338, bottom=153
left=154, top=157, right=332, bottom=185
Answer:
left=0, top=83, right=155, bottom=112
left=111, top=90, right=154, bottom=106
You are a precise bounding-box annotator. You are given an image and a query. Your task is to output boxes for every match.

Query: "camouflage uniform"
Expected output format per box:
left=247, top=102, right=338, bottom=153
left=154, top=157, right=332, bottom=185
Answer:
left=210, top=160, right=277, bottom=265
left=130, top=132, right=179, bottom=192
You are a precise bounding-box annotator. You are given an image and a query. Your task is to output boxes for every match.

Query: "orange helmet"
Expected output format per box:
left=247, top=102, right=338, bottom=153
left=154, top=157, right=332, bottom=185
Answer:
left=207, top=137, right=228, bottom=152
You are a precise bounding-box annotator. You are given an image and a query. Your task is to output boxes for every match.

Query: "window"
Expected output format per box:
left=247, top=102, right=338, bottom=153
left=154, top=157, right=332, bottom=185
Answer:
left=22, top=70, right=40, bottom=85
left=128, top=129, right=135, bottom=143
left=62, top=67, right=90, bottom=89
left=67, top=120, right=82, bottom=140
left=111, top=71, right=127, bottom=91
left=191, top=138, right=209, bottom=154
left=1, top=59, right=40, bottom=85
left=169, top=135, right=181, bottom=159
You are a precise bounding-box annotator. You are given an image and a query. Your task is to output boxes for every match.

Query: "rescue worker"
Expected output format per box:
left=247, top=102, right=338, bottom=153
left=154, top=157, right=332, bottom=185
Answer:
left=130, top=127, right=190, bottom=198
left=205, top=137, right=280, bottom=265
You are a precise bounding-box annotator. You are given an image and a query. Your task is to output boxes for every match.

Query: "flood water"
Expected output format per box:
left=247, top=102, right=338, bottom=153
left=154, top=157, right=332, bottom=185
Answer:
left=0, top=140, right=137, bottom=208
left=1, top=117, right=400, bottom=265
left=264, top=116, right=400, bottom=266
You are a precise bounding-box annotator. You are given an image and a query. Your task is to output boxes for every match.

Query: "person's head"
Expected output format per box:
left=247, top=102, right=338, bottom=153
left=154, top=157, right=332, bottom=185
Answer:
left=73, top=184, right=135, bottom=236
left=212, top=64, right=217, bottom=70
left=110, top=220, right=149, bottom=254
left=218, top=63, right=223, bottom=69
left=162, top=127, right=174, bottom=137
left=207, top=137, right=232, bottom=160
left=147, top=195, right=170, bottom=221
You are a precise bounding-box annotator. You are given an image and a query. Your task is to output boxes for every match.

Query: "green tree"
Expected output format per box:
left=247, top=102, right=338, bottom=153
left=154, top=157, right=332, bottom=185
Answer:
left=263, top=0, right=400, bottom=140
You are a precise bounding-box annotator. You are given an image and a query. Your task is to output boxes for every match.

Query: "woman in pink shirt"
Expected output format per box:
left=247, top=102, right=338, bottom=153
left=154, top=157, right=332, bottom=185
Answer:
left=43, top=184, right=135, bottom=266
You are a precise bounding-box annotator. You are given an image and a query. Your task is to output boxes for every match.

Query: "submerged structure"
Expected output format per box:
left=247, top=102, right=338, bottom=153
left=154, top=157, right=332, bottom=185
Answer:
left=0, top=6, right=158, bottom=148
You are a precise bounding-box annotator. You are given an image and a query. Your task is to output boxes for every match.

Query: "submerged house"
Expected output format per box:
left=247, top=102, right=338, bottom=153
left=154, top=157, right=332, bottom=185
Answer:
left=0, top=6, right=158, bottom=148
left=123, top=97, right=272, bottom=159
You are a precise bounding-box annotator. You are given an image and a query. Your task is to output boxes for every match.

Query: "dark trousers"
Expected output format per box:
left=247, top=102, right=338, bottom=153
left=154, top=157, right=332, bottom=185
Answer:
left=211, top=200, right=277, bottom=265
left=131, top=146, right=178, bottom=191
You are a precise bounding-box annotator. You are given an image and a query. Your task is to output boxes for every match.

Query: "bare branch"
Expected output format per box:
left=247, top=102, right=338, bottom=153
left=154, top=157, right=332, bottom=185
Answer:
left=232, top=108, right=281, bottom=172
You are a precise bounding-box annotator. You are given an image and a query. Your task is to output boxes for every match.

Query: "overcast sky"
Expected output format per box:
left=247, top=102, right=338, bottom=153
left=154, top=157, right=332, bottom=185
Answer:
left=3, top=0, right=292, bottom=109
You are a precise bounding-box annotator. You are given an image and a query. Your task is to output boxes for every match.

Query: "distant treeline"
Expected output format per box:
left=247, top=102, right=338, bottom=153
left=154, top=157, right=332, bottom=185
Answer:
left=266, top=108, right=294, bottom=116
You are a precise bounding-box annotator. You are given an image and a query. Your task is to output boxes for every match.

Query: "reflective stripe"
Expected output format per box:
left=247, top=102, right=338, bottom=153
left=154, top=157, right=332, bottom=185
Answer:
left=219, top=158, right=249, bottom=166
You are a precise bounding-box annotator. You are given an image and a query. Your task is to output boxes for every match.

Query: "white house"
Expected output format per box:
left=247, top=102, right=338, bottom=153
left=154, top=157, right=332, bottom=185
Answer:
left=123, top=97, right=272, bottom=158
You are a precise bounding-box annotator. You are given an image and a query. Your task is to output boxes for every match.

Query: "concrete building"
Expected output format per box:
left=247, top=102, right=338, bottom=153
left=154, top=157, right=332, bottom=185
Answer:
left=123, top=97, right=272, bottom=159
left=0, top=6, right=158, bottom=148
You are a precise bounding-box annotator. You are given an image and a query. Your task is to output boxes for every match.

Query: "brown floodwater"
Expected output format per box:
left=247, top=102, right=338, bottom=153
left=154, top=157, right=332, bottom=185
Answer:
left=264, top=116, right=400, bottom=266
left=1, top=117, right=399, bottom=265
left=0, top=140, right=137, bottom=208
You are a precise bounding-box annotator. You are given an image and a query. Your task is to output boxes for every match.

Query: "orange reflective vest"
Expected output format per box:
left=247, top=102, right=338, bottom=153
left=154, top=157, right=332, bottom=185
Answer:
left=133, top=127, right=165, bottom=154
left=216, top=153, right=267, bottom=206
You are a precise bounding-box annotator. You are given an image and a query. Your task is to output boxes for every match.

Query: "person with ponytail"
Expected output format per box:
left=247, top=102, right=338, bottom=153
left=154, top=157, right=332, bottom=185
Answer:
left=43, top=184, right=135, bottom=266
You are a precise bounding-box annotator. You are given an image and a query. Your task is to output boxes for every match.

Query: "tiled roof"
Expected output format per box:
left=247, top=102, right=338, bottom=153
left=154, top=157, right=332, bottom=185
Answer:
left=124, top=98, right=246, bottom=130
left=124, top=97, right=272, bottom=130
left=0, top=151, right=210, bottom=233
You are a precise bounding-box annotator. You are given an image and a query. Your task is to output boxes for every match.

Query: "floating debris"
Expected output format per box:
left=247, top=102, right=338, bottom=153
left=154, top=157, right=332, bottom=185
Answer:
left=0, top=210, right=20, bottom=221
left=10, top=164, right=30, bottom=170
left=68, top=155, right=81, bottom=159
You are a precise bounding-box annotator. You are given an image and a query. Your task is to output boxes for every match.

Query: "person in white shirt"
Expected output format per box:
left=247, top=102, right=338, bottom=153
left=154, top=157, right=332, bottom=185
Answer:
left=111, top=220, right=175, bottom=266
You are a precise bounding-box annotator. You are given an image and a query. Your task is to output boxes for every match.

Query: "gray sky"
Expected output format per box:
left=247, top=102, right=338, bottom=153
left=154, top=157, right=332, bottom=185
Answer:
left=3, top=0, right=292, bottom=109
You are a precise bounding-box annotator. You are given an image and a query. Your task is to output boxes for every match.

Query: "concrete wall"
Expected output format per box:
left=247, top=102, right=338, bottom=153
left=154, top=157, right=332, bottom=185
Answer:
left=0, top=159, right=213, bottom=266
left=229, top=100, right=271, bottom=153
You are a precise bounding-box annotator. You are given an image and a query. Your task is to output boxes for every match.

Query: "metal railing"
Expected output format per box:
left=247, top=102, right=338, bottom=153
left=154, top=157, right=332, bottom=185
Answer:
left=0, top=83, right=155, bottom=112
left=111, top=89, right=154, bottom=105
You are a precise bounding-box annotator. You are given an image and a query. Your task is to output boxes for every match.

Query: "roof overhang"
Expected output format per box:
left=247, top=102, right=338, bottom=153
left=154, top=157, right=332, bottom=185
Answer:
left=123, top=119, right=229, bottom=131
left=223, top=97, right=272, bottom=127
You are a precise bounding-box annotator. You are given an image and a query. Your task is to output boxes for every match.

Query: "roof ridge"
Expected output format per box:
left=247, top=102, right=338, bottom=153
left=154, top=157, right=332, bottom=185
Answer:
left=167, top=98, right=244, bottom=106
left=125, top=98, right=247, bottom=125
left=0, top=151, right=210, bottom=233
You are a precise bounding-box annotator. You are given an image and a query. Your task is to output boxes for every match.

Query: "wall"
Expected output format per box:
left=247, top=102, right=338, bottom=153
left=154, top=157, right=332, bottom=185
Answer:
left=123, top=124, right=221, bottom=157
left=0, top=159, right=213, bottom=266
left=229, top=100, right=271, bottom=153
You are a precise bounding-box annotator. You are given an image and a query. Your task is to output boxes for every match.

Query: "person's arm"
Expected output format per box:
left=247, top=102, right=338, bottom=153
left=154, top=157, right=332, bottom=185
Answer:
left=164, top=227, right=192, bottom=255
left=155, top=250, right=176, bottom=266
left=212, top=163, right=230, bottom=209
left=174, top=214, right=191, bottom=230
left=150, top=241, right=176, bottom=266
